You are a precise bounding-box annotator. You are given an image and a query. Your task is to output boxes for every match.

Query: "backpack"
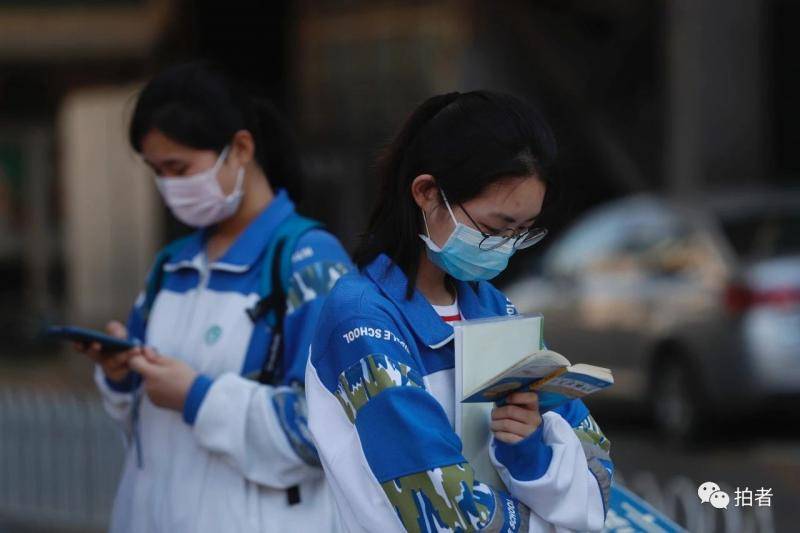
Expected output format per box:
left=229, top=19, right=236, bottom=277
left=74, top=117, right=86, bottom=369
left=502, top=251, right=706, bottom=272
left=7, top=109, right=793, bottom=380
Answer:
left=140, top=213, right=322, bottom=385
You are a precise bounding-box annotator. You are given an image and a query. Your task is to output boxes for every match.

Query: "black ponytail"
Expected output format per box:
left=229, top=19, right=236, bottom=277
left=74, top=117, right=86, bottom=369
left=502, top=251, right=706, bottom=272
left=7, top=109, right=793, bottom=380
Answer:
left=129, top=61, right=303, bottom=201
left=248, top=97, right=304, bottom=201
left=354, top=92, right=462, bottom=292
left=354, top=90, right=557, bottom=297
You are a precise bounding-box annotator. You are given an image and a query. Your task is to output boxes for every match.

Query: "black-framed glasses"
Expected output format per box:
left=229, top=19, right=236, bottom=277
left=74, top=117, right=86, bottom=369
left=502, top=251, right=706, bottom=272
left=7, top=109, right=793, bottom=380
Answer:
left=458, top=202, right=548, bottom=251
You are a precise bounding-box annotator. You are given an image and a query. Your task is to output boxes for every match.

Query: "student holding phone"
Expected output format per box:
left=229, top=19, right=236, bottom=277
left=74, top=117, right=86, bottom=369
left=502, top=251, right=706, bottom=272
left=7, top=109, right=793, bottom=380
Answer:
left=74, top=62, right=350, bottom=533
left=305, top=92, right=613, bottom=532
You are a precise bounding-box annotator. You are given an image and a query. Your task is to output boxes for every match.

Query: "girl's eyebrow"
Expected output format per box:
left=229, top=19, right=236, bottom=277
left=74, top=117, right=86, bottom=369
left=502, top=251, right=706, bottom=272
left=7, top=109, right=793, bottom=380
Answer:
left=144, top=157, right=183, bottom=172
left=157, top=157, right=184, bottom=166
left=489, top=212, right=540, bottom=224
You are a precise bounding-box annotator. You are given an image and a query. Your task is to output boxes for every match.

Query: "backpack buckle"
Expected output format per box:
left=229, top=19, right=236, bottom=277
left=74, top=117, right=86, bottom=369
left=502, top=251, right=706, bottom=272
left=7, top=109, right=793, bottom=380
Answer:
left=246, top=295, right=277, bottom=323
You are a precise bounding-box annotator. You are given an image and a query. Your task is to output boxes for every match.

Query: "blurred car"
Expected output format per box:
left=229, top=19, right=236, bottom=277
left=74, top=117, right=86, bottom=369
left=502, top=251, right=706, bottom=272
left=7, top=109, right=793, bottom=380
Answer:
left=502, top=190, right=800, bottom=441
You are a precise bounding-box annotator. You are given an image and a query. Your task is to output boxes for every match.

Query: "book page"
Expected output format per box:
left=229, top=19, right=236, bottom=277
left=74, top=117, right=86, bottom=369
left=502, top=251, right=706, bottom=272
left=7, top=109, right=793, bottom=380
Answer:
left=457, top=315, right=544, bottom=400
left=458, top=403, right=502, bottom=489
left=466, top=349, right=569, bottom=400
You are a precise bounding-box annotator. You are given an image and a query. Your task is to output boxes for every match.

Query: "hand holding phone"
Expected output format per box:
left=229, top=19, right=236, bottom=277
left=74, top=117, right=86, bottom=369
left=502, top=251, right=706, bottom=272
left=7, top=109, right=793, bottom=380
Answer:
left=51, top=321, right=139, bottom=382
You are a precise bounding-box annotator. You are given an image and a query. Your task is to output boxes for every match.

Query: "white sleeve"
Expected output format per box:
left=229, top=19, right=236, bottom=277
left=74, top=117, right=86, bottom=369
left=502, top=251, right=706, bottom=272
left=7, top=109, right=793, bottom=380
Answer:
left=491, top=411, right=606, bottom=532
left=93, top=365, right=137, bottom=426
left=188, top=372, right=322, bottom=489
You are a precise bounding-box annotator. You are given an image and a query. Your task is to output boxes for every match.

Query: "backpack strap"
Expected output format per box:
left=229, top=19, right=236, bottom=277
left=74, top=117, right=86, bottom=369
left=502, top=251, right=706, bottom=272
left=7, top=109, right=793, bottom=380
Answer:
left=245, top=214, right=323, bottom=385
left=246, top=213, right=322, bottom=507
left=141, top=235, right=196, bottom=322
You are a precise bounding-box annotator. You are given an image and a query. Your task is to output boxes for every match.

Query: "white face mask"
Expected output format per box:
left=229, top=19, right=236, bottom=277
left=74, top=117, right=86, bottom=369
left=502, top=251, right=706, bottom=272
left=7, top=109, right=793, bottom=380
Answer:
left=154, top=146, right=245, bottom=228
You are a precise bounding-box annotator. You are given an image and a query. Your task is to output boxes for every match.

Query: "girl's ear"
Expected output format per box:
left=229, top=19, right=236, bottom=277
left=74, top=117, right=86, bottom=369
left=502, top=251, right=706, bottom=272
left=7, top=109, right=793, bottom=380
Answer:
left=229, top=129, right=256, bottom=167
left=411, top=174, right=440, bottom=211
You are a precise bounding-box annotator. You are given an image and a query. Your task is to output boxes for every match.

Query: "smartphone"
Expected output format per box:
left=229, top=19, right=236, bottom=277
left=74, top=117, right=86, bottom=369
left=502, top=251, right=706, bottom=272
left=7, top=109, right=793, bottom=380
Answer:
left=46, top=325, right=137, bottom=353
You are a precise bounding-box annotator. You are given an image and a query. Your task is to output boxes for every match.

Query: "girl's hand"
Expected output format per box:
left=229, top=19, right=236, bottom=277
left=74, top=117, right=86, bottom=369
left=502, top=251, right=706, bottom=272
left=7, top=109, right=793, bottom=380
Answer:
left=490, top=391, right=542, bottom=444
left=73, top=320, right=134, bottom=382
left=129, top=347, right=198, bottom=412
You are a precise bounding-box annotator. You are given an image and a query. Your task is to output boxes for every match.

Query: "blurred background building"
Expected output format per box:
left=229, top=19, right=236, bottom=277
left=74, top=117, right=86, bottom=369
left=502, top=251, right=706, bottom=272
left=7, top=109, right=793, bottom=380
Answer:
left=2, top=0, right=795, bottom=347
left=0, top=1, right=797, bottom=531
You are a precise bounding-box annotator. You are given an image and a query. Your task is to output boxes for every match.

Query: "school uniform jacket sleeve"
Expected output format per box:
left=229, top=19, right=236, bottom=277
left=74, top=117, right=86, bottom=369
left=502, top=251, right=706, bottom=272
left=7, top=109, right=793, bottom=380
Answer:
left=93, top=289, right=149, bottom=427
left=488, top=402, right=611, bottom=531
left=182, top=229, right=353, bottom=489
left=491, top=295, right=612, bottom=530
left=306, top=293, right=608, bottom=532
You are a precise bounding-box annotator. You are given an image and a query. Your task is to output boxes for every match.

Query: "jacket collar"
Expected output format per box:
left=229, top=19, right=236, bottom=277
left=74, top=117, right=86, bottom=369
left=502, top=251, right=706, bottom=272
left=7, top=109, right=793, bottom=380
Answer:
left=164, top=189, right=295, bottom=273
left=364, top=254, right=498, bottom=349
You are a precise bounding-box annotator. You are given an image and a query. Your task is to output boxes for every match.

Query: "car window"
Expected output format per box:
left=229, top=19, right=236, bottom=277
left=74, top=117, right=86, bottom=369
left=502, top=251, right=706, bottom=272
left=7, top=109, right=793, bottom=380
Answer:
left=545, top=198, right=675, bottom=276
left=720, top=211, right=800, bottom=260
left=544, top=206, right=628, bottom=275
left=545, top=198, right=725, bottom=281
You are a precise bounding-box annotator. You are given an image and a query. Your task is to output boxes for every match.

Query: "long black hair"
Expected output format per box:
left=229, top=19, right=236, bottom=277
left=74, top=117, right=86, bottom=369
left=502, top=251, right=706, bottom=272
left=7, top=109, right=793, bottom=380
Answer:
left=354, top=91, right=557, bottom=295
left=129, top=61, right=303, bottom=201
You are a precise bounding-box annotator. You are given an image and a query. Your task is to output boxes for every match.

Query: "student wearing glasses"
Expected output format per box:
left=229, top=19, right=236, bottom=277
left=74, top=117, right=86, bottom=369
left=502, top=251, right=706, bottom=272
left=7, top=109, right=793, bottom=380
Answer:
left=305, top=91, right=613, bottom=532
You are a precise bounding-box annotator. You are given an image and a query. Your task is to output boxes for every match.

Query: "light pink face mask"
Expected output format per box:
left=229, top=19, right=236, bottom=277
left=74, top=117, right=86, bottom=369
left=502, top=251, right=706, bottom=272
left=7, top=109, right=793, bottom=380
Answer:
left=154, top=146, right=244, bottom=227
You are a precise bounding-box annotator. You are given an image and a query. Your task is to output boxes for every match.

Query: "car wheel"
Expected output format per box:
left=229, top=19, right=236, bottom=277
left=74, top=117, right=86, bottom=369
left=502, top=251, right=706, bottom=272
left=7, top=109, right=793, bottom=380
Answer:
left=651, top=357, right=707, bottom=444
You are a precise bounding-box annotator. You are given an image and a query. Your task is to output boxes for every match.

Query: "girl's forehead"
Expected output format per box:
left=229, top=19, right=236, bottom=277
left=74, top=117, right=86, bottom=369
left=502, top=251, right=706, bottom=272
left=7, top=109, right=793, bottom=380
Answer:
left=140, top=130, right=213, bottom=162
left=140, top=129, right=184, bottom=153
left=468, top=176, right=545, bottom=212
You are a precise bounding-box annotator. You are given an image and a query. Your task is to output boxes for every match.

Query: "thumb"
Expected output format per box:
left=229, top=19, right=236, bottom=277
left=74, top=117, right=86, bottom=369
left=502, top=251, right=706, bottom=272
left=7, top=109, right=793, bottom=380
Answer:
left=142, top=346, right=162, bottom=363
left=128, top=354, right=156, bottom=375
left=105, top=320, right=127, bottom=339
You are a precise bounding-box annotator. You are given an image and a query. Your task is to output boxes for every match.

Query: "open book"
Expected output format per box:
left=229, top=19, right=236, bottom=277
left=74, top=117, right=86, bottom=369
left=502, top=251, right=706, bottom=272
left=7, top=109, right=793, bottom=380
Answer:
left=453, top=314, right=613, bottom=489
left=463, top=355, right=613, bottom=408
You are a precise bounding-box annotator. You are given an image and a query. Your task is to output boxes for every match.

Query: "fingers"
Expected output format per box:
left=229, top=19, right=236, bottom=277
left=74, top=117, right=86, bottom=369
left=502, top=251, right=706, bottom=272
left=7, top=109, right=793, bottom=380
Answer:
left=98, top=347, right=138, bottom=377
left=491, top=416, right=539, bottom=438
left=72, top=341, right=92, bottom=355
left=492, top=404, right=539, bottom=424
left=128, top=354, right=157, bottom=375
left=494, top=431, right=524, bottom=444
left=141, top=346, right=162, bottom=363
left=105, top=350, right=134, bottom=369
left=491, top=393, right=542, bottom=441
left=76, top=341, right=103, bottom=362
left=105, top=320, right=127, bottom=340
left=104, top=353, right=125, bottom=371
left=128, top=346, right=167, bottom=373
left=505, top=391, right=539, bottom=408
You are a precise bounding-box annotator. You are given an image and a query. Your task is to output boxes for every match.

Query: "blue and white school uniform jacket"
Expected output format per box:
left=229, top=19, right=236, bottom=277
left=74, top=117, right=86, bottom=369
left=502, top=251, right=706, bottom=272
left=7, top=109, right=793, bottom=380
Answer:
left=306, top=254, right=613, bottom=533
left=94, top=190, right=352, bottom=533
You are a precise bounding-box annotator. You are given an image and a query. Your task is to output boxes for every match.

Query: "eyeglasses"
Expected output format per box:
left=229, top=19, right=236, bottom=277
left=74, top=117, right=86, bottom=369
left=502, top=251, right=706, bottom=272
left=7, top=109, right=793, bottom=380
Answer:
left=458, top=202, right=548, bottom=251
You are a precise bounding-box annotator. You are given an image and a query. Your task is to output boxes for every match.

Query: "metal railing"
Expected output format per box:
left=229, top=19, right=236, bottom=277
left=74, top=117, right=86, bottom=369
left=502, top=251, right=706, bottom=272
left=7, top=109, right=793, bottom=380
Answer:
left=615, top=470, right=776, bottom=533
left=0, top=387, right=780, bottom=533
left=0, top=387, right=124, bottom=532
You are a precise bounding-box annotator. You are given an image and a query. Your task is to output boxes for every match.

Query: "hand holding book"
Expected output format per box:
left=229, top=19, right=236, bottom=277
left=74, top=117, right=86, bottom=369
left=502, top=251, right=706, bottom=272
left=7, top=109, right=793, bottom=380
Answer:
left=489, top=391, right=541, bottom=444
left=453, top=314, right=614, bottom=489
left=454, top=314, right=613, bottom=409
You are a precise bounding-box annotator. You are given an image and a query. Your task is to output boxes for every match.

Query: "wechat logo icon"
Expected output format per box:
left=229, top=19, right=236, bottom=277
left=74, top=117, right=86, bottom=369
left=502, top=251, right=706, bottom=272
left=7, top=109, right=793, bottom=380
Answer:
left=698, top=481, right=729, bottom=510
